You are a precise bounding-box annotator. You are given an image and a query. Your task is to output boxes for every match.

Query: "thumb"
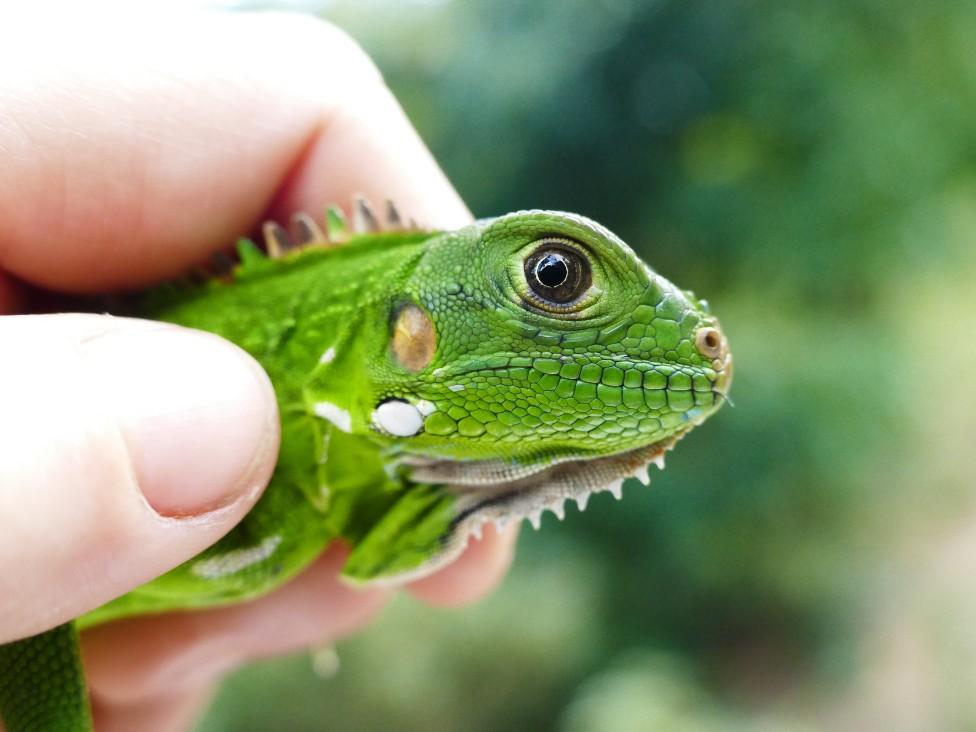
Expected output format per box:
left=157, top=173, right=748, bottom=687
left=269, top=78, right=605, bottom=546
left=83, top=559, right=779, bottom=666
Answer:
left=0, top=314, right=279, bottom=642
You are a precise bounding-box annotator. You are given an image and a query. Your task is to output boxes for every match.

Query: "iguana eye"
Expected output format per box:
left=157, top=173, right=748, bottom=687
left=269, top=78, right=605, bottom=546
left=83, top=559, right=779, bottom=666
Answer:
left=524, top=243, right=592, bottom=305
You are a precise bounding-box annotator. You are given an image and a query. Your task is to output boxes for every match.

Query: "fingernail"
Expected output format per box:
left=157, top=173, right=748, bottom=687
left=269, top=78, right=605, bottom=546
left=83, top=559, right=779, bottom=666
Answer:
left=83, top=324, right=279, bottom=516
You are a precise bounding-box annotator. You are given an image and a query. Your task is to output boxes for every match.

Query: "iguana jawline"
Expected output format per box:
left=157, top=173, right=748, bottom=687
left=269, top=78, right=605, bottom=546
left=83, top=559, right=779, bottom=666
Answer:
left=369, top=436, right=683, bottom=585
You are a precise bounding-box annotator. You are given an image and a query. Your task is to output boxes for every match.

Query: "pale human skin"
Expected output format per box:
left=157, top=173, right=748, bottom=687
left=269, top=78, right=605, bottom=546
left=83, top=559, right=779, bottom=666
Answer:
left=0, top=12, right=517, bottom=732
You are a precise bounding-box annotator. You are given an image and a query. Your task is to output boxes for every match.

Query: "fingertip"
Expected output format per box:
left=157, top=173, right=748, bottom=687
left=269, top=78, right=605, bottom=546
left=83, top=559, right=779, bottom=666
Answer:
left=269, top=85, right=473, bottom=232
left=0, top=12, right=471, bottom=291
left=81, top=323, right=280, bottom=516
left=0, top=315, right=280, bottom=638
left=406, top=524, right=519, bottom=608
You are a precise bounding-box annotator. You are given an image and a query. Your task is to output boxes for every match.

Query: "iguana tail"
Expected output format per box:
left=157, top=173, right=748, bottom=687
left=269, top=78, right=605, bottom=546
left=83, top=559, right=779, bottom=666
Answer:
left=0, top=623, right=93, bottom=731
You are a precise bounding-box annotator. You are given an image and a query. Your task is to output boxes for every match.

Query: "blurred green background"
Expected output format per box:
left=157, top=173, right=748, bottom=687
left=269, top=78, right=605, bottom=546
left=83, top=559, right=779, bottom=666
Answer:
left=199, top=1, right=976, bottom=729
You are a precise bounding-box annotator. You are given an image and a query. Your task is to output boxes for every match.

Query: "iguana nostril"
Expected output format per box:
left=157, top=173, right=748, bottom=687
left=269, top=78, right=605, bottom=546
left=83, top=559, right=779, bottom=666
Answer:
left=695, top=327, right=724, bottom=359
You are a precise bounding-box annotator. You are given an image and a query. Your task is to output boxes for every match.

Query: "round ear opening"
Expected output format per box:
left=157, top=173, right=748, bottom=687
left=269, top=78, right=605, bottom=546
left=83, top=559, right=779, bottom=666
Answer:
left=392, top=302, right=436, bottom=372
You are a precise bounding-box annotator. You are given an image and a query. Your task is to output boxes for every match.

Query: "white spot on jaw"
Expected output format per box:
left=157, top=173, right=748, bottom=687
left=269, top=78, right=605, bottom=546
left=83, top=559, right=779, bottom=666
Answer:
left=415, top=399, right=437, bottom=416
left=372, top=400, right=424, bottom=437
left=314, top=401, right=352, bottom=432
left=192, top=536, right=283, bottom=579
left=448, top=384, right=465, bottom=392
left=319, top=346, right=337, bottom=364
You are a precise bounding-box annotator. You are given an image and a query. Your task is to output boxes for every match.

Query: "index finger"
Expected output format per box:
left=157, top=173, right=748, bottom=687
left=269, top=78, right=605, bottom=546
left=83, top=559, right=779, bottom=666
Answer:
left=0, top=11, right=470, bottom=293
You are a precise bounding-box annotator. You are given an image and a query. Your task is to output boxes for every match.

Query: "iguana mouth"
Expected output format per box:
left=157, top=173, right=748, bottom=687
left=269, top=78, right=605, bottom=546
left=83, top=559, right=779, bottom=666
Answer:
left=447, top=436, right=681, bottom=530
left=384, top=435, right=685, bottom=582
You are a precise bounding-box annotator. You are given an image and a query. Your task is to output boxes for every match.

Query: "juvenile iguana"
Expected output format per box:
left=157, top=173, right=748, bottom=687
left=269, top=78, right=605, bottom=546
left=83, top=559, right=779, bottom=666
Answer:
left=0, top=202, right=732, bottom=731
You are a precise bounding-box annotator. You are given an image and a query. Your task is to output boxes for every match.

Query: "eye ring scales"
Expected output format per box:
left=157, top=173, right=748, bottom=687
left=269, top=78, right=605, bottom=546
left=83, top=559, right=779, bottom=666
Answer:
left=523, top=242, right=592, bottom=306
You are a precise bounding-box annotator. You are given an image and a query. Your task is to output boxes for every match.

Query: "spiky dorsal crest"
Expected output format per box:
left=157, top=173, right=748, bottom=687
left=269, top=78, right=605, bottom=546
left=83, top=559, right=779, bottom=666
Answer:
left=260, top=195, right=421, bottom=260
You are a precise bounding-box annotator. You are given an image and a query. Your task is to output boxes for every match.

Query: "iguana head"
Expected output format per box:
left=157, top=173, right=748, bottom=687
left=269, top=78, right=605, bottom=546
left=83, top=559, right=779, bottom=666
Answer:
left=353, top=210, right=731, bottom=559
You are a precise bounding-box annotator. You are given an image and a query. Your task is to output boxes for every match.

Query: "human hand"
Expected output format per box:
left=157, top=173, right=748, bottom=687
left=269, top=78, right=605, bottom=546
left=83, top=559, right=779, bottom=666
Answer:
left=0, top=12, right=517, bottom=731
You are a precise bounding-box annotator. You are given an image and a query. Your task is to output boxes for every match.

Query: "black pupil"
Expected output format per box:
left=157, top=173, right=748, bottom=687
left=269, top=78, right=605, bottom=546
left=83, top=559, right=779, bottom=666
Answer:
left=535, top=254, right=569, bottom=288
left=524, top=243, right=591, bottom=306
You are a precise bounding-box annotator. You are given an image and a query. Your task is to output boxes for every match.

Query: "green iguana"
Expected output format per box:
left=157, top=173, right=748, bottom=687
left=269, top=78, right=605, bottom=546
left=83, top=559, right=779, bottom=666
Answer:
left=0, top=201, right=732, bottom=731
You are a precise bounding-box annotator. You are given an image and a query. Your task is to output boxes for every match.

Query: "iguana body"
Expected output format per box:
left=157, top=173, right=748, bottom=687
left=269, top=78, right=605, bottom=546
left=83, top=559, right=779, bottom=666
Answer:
left=0, top=202, right=731, bottom=731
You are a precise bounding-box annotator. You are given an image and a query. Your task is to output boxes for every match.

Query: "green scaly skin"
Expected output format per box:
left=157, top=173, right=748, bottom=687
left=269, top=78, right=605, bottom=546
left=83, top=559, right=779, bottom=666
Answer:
left=0, top=206, right=731, bottom=731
